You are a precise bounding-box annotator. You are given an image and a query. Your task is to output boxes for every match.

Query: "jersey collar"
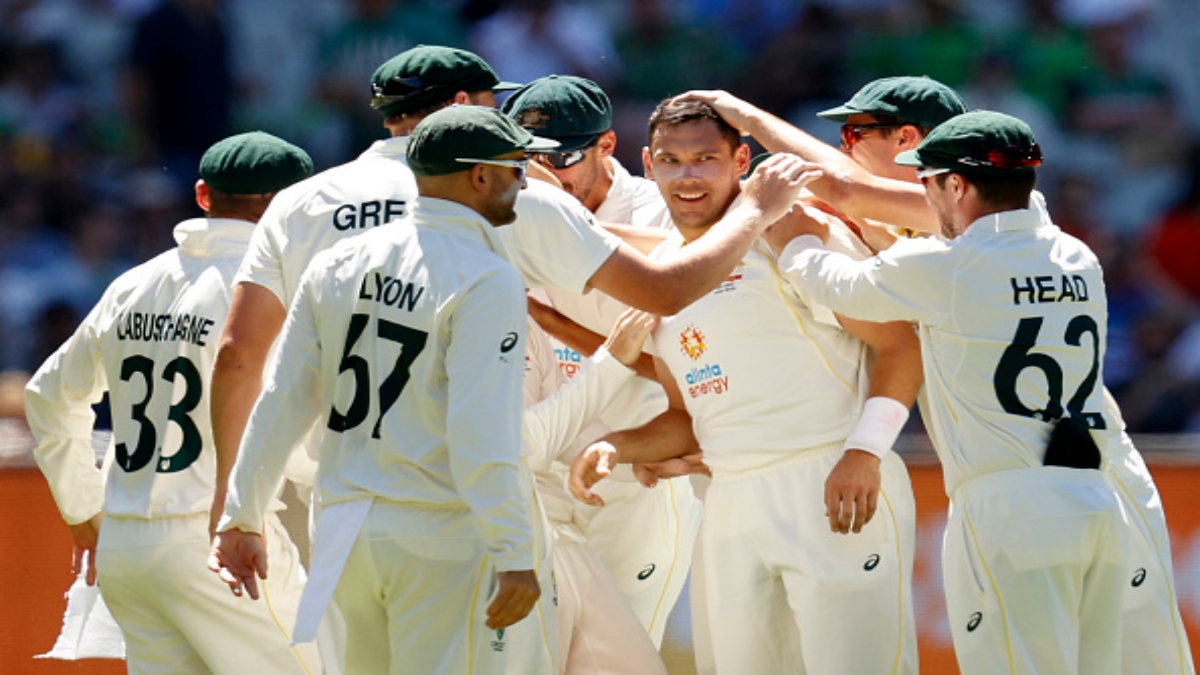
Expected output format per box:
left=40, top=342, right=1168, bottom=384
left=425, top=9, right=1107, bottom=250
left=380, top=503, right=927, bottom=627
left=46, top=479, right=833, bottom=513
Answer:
left=358, top=136, right=411, bottom=162
left=411, top=197, right=508, bottom=258
left=964, top=206, right=1045, bottom=239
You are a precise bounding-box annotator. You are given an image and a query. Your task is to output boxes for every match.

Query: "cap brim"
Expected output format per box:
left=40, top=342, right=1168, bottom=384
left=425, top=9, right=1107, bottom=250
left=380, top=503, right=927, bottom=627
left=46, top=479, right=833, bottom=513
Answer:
left=894, top=149, right=923, bottom=167
left=525, top=136, right=560, bottom=152
left=539, top=133, right=601, bottom=153
left=815, top=104, right=859, bottom=122
left=492, top=81, right=524, bottom=92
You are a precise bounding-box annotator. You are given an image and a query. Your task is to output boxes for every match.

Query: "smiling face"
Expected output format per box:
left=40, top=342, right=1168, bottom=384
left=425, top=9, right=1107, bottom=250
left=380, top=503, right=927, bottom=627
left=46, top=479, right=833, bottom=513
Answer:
left=644, top=119, right=749, bottom=241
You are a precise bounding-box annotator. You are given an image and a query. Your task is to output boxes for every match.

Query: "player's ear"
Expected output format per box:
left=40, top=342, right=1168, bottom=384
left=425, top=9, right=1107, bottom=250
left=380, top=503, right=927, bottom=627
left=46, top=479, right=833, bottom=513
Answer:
left=734, top=143, right=751, bottom=175
left=195, top=179, right=211, bottom=213
left=642, top=146, right=654, bottom=178
left=897, top=125, right=923, bottom=151
left=596, top=130, right=617, bottom=159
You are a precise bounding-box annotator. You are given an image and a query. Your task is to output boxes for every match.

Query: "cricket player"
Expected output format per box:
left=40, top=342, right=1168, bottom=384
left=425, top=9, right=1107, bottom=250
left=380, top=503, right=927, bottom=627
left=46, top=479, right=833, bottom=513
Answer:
left=26, top=132, right=317, bottom=674
left=210, top=107, right=553, bottom=674
left=523, top=310, right=670, bottom=675
left=574, top=98, right=922, bottom=675
left=777, top=111, right=1130, bottom=674
left=691, top=85, right=1196, bottom=675
left=503, top=74, right=701, bottom=647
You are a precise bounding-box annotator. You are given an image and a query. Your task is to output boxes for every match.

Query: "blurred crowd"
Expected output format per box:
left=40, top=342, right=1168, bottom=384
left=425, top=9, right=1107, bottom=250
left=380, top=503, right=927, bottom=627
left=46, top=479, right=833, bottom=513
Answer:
left=2, top=0, right=1200, bottom=434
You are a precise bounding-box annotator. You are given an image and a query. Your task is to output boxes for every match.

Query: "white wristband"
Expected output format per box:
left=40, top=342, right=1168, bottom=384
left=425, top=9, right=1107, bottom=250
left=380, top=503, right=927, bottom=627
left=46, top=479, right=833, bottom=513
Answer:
left=843, top=397, right=910, bottom=459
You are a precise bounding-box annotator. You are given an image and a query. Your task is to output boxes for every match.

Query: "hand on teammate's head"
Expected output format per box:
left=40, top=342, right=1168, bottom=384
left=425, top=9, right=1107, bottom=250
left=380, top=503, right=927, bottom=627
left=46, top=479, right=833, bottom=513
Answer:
left=672, top=90, right=754, bottom=133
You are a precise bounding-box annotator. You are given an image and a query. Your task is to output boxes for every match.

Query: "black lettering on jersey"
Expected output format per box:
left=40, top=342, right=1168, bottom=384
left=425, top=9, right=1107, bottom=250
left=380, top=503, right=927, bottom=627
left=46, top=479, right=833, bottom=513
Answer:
left=358, top=271, right=425, bottom=312
left=116, top=311, right=216, bottom=346
left=1010, top=275, right=1090, bottom=305
left=333, top=200, right=410, bottom=231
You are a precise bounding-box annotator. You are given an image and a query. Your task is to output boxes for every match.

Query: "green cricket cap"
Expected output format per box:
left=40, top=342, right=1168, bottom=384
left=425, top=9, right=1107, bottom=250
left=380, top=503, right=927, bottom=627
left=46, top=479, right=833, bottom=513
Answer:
left=500, top=75, right=612, bottom=152
left=198, top=131, right=313, bottom=194
left=407, top=105, right=559, bottom=177
left=817, top=76, right=967, bottom=129
left=894, top=110, right=1043, bottom=173
left=370, top=45, right=521, bottom=118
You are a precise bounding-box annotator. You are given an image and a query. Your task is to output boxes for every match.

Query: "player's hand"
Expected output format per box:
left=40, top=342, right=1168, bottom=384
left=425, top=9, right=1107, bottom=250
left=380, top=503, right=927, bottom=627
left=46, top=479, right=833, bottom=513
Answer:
left=208, top=528, right=268, bottom=600
left=739, top=154, right=824, bottom=231
left=761, top=201, right=831, bottom=254
left=603, top=309, right=658, bottom=368
left=68, top=513, right=104, bottom=586
left=824, top=449, right=881, bottom=534
left=633, top=453, right=710, bottom=488
left=569, top=441, right=620, bottom=506
left=526, top=159, right=562, bottom=189
left=673, top=90, right=756, bottom=133
left=487, top=569, right=541, bottom=629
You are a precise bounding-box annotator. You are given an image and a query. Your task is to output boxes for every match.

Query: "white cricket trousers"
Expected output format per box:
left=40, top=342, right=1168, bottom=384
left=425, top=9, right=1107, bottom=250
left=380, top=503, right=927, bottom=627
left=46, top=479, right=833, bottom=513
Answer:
left=96, top=511, right=318, bottom=675
left=576, top=472, right=702, bottom=648
left=700, top=444, right=918, bottom=675
left=944, top=466, right=1128, bottom=675
left=330, top=501, right=514, bottom=675
left=1105, top=442, right=1195, bottom=675
left=553, top=534, right=667, bottom=675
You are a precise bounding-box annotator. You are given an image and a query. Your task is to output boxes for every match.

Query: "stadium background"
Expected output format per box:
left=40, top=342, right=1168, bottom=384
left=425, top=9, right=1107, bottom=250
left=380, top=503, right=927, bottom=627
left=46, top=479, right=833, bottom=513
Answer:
left=2, top=0, right=1200, bottom=672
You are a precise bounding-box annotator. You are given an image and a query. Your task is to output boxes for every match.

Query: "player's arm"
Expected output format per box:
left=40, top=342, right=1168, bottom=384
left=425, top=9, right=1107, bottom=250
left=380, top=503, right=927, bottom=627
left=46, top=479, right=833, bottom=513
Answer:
left=824, top=315, right=922, bottom=535
left=523, top=310, right=656, bottom=469
left=209, top=282, right=286, bottom=536
left=679, top=90, right=938, bottom=235
left=601, top=222, right=670, bottom=255
left=25, top=307, right=109, bottom=584
left=447, top=267, right=540, bottom=629
left=210, top=273, right=323, bottom=600
left=587, top=154, right=823, bottom=314
left=527, top=294, right=658, bottom=381
left=569, top=356, right=701, bottom=505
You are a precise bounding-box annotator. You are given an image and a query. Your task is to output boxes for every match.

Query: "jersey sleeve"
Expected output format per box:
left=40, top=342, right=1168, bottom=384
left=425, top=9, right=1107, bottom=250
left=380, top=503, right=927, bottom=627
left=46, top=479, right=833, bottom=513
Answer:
left=219, top=257, right=325, bottom=534
left=522, top=348, right=636, bottom=472
left=232, top=191, right=292, bottom=304
left=778, top=207, right=872, bottom=328
left=780, top=234, right=955, bottom=325
left=445, top=266, right=536, bottom=572
left=25, top=303, right=109, bottom=525
left=498, top=180, right=620, bottom=293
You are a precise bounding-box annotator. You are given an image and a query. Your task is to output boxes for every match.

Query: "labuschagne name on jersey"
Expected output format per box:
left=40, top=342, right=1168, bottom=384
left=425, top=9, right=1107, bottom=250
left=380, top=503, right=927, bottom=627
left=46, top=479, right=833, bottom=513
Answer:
left=333, top=199, right=408, bottom=231
left=1010, top=274, right=1089, bottom=305
left=358, top=271, right=425, bottom=311
left=116, top=310, right=215, bottom=347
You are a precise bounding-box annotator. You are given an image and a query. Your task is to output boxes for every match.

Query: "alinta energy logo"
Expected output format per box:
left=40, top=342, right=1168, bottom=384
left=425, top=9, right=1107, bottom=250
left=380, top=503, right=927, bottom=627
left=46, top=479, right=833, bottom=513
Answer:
left=491, top=628, right=506, bottom=653
left=680, top=325, right=706, bottom=360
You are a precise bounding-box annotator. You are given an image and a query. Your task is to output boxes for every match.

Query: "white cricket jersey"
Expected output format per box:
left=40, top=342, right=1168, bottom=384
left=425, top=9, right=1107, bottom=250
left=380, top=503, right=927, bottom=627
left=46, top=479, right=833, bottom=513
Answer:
left=222, top=198, right=535, bottom=571
left=651, top=207, right=872, bottom=474
left=236, top=136, right=418, bottom=309
left=237, top=136, right=619, bottom=307
left=540, top=158, right=672, bottom=437
left=27, top=218, right=254, bottom=523
left=784, top=206, right=1110, bottom=495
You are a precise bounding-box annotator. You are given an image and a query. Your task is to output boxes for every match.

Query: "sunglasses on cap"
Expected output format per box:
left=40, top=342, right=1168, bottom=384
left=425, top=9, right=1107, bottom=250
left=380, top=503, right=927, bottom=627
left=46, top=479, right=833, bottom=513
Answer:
left=840, top=122, right=904, bottom=150
left=957, top=144, right=1043, bottom=169
left=370, top=75, right=428, bottom=109
left=456, top=157, right=529, bottom=181
left=529, top=137, right=599, bottom=170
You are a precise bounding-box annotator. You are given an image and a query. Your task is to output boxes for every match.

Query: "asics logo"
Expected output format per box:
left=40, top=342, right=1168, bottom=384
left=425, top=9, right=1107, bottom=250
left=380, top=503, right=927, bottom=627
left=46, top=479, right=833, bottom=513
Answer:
left=967, top=612, right=982, bottom=632
left=1132, top=568, right=1147, bottom=588
left=638, top=564, right=656, bottom=580
left=863, top=554, right=881, bottom=571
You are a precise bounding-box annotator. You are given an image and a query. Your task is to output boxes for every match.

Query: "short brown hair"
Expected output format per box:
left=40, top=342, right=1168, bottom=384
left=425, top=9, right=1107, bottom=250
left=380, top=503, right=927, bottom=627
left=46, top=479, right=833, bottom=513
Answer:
left=648, top=98, right=740, bottom=151
left=935, top=170, right=1037, bottom=211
